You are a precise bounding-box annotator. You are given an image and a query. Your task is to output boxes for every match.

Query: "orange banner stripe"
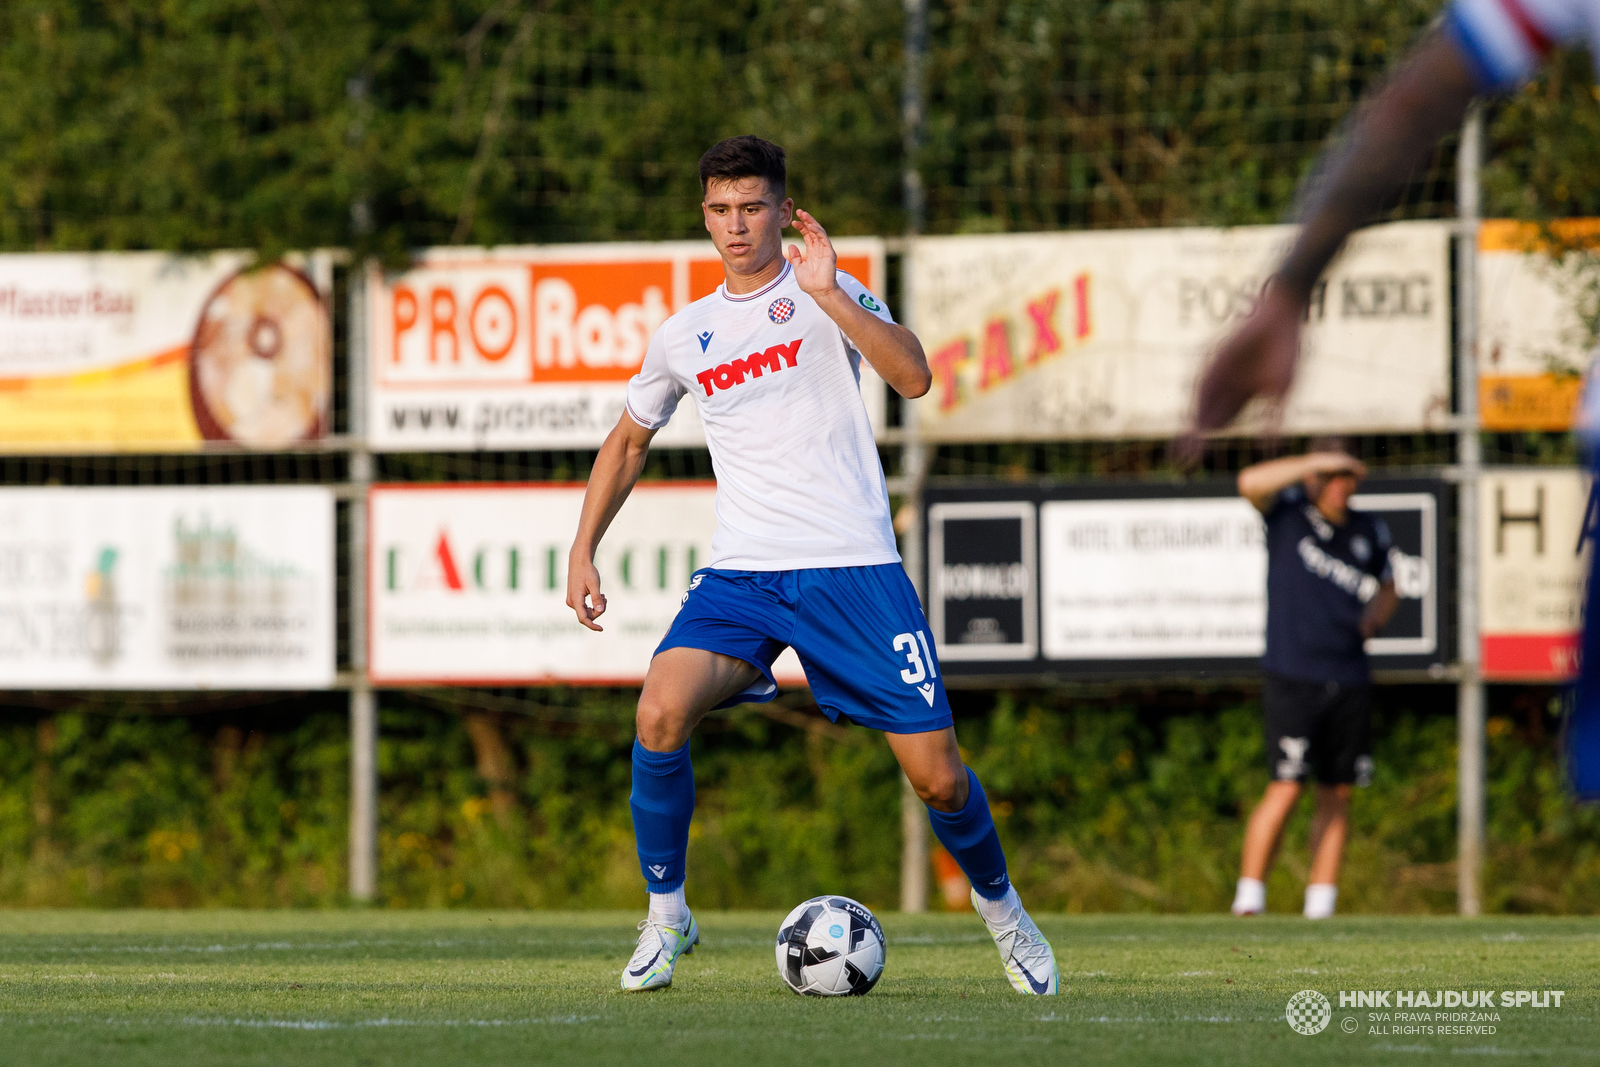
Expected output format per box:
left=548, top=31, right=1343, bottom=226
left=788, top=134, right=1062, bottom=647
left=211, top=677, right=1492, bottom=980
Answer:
left=0, top=344, right=189, bottom=392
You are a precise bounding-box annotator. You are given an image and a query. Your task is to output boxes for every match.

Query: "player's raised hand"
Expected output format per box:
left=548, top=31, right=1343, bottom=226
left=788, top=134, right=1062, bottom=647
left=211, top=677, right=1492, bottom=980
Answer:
left=566, top=555, right=608, bottom=632
left=786, top=208, right=839, bottom=297
left=1181, top=281, right=1306, bottom=462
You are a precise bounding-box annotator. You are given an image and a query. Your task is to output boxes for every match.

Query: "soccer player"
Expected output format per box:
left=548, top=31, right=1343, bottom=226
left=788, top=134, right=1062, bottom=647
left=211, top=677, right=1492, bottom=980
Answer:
left=1189, top=0, right=1600, bottom=801
left=566, top=136, right=1058, bottom=994
left=1230, top=443, right=1399, bottom=919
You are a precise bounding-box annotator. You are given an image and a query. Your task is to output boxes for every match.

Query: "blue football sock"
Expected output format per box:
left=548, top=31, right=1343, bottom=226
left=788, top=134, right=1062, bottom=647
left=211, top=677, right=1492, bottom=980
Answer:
left=926, top=766, right=1011, bottom=900
left=630, top=739, right=695, bottom=892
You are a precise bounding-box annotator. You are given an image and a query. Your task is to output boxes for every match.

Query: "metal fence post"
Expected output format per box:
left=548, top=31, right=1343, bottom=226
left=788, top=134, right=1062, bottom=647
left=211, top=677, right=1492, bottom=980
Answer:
left=347, top=257, right=378, bottom=903
left=898, top=0, right=930, bottom=916
left=1455, top=107, right=1485, bottom=917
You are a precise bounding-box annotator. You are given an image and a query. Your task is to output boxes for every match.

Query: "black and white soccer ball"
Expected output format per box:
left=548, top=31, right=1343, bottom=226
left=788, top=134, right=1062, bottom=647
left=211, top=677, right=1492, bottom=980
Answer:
left=775, top=895, right=885, bottom=996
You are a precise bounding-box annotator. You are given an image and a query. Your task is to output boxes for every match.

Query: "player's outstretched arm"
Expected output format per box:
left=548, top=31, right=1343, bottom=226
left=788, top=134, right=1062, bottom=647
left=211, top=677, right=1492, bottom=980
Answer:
left=567, top=412, right=657, bottom=632
left=787, top=208, right=932, bottom=398
left=1237, top=451, right=1366, bottom=512
left=1189, top=30, right=1480, bottom=439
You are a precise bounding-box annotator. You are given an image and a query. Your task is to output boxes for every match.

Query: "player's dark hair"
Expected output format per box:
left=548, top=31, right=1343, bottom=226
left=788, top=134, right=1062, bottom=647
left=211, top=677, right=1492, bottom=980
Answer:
left=699, top=136, right=786, bottom=199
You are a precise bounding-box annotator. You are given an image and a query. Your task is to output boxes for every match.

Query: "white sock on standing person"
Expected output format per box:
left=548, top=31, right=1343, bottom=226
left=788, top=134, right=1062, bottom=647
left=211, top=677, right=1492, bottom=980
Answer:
left=1303, top=883, right=1337, bottom=919
left=648, top=886, right=689, bottom=928
left=1231, top=877, right=1265, bottom=915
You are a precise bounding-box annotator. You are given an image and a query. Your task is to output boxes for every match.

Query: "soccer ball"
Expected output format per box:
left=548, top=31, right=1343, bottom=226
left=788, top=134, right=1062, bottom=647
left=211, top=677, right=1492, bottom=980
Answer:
left=775, top=895, right=885, bottom=996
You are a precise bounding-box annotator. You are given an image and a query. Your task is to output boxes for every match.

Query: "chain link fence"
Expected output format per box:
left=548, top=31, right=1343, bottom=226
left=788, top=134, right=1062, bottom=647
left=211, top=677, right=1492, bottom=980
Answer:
left=0, top=3, right=1590, bottom=807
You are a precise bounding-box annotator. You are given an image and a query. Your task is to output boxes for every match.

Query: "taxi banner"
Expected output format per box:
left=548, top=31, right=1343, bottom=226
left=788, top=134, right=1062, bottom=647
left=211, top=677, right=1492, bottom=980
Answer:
left=905, top=221, right=1452, bottom=440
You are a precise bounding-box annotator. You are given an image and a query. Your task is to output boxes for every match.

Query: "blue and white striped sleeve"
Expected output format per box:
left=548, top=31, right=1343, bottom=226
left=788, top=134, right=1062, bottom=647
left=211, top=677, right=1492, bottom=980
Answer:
left=1445, top=0, right=1586, bottom=92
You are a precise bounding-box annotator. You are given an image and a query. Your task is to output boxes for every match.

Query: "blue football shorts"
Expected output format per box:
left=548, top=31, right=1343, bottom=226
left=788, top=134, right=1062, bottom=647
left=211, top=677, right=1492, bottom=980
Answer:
left=655, top=563, right=954, bottom=735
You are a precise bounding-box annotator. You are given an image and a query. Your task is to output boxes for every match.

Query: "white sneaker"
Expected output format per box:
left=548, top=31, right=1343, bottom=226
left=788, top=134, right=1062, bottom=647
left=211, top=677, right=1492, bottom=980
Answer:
left=972, top=889, right=1058, bottom=995
left=620, top=913, right=698, bottom=991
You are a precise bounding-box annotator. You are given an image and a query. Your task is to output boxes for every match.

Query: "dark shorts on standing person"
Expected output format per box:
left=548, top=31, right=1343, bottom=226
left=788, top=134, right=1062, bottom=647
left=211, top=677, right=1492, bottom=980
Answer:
left=1262, top=672, right=1373, bottom=786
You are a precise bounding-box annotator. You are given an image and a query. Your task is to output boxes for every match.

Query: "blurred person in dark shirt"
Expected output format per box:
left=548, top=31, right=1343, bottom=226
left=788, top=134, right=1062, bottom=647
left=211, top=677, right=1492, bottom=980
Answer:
left=1231, top=439, right=1399, bottom=919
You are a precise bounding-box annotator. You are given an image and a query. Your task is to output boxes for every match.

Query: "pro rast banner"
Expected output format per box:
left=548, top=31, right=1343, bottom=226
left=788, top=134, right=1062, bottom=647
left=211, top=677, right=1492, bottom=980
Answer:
left=923, top=481, right=1448, bottom=679
left=1479, top=468, right=1592, bottom=681
left=366, top=239, right=886, bottom=450
left=0, top=487, right=335, bottom=688
left=368, top=483, right=806, bottom=685
left=906, top=221, right=1451, bottom=440
left=0, top=252, right=333, bottom=451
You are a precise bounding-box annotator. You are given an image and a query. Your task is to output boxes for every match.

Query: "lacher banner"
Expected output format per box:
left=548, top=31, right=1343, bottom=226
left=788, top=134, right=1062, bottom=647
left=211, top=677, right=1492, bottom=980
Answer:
left=367, top=483, right=806, bottom=685
left=923, top=480, right=1449, bottom=680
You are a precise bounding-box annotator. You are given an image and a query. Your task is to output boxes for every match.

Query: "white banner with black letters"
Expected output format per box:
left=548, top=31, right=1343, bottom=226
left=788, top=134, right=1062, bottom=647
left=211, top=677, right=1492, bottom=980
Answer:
left=924, top=480, right=1448, bottom=678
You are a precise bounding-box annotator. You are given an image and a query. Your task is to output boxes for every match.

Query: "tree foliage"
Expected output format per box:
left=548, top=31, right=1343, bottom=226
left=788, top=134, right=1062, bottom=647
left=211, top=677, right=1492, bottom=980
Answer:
left=4, top=1, right=1595, bottom=257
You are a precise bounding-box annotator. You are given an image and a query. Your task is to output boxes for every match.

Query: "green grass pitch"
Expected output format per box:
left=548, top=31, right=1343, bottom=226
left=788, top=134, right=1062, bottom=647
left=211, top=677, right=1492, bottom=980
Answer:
left=0, top=910, right=1595, bottom=1066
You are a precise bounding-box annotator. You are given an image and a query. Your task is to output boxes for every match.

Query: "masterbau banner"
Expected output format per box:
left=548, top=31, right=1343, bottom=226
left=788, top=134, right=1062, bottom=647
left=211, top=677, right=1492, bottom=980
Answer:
left=367, top=239, right=886, bottom=450
left=368, top=483, right=806, bottom=685
left=0, top=252, right=333, bottom=451
left=907, top=221, right=1451, bottom=440
left=1480, top=468, right=1592, bottom=681
left=0, top=487, right=335, bottom=688
left=1477, top=221, right=1598, bottom=431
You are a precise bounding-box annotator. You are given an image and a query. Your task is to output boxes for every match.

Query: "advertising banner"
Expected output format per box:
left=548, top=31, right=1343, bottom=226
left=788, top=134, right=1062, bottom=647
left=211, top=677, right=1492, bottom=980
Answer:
left=924, top=480, right=1447, bottom=679
left=1477, top=220, right=1599, bottom=431
left=368, top=483, right=806, bottom=686
left=0, top=252, right=332, bottom=451
left=0, top=487, right=335, bottom=688
left=926, top=501, right=1037, bottom=661
left=1479, top=468, right=1592, bottom=680
left=906, top=221, right=1451, bottom=441
left=366, top=239, right=887, bottom=451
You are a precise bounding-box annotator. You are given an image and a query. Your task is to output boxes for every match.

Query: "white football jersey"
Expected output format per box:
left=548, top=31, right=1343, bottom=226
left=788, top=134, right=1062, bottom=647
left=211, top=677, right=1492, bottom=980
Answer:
left=1448, top=0, right=1600, bottom=89
left=625, top=261, right=900, bottom=571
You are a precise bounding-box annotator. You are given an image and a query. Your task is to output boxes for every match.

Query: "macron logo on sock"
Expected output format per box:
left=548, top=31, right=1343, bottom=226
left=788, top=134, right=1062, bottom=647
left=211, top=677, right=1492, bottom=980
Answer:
left=648, top=865, right=667, bottom=878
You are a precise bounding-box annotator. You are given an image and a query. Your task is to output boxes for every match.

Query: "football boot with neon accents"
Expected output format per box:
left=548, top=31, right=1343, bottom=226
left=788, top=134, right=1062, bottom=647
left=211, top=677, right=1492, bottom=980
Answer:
left=973, top=888, right=1058, bottom=995
left=620, top=913, right=699, bottom=991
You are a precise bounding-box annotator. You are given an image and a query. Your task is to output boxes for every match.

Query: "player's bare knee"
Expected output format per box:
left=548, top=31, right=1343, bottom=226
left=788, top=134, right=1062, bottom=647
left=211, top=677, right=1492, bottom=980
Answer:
left=635, top=695, right=691, bottom=752
left=913, top=766, right=967, bottom=812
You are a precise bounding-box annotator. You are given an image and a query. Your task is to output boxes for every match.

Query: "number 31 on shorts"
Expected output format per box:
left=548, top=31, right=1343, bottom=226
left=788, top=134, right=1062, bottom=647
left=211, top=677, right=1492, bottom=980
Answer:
left=892, top=631, right=938, bottom=684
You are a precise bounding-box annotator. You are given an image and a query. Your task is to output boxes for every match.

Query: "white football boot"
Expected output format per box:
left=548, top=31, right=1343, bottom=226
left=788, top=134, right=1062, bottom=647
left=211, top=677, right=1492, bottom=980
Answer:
left=972, top=888, right=1058, bottom=995
left=620, top=913, right=699, bottom=991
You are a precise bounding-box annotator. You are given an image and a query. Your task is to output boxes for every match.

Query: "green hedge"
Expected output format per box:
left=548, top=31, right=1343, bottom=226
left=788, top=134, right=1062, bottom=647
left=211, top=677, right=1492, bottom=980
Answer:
left=3, top=690, right=1597, bottom=913
left=8, top=1, right=1600, bottom=257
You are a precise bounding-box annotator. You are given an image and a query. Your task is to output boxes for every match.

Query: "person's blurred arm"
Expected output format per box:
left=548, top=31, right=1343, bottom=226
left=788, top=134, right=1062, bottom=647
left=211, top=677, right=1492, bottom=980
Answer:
left=1190, top=28, right=1484, bottom=438
left=1274, top=33, right=1480, bottom=302
left=1237, top=452, right=1367, bottom=512
left=1361, top=581, right=1401, bottom=639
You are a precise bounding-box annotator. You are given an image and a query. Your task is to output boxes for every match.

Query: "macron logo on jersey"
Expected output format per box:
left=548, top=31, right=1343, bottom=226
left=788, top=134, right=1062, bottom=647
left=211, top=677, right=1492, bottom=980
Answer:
left=695, top=339, right=802, bottom=396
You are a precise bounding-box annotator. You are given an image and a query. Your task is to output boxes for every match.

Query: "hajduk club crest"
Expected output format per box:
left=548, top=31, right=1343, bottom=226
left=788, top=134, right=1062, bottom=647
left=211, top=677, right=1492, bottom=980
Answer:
left=768, top=297, right=796, bottom=324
